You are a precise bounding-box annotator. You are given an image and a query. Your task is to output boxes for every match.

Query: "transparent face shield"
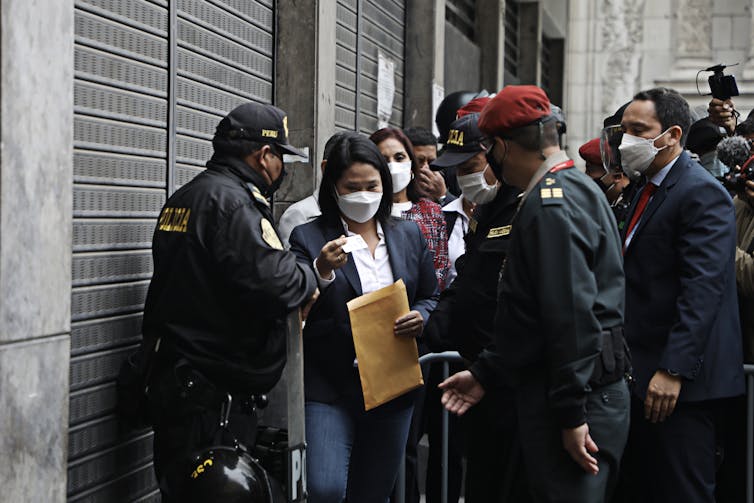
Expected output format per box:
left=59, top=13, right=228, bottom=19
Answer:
left=600, top=125, right=623, bottom=175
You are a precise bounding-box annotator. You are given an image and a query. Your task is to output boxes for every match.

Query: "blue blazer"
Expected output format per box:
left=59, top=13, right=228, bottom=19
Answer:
left=622, top=151, right=744, bottom=402
left=289, top=216, right=440, bottom=404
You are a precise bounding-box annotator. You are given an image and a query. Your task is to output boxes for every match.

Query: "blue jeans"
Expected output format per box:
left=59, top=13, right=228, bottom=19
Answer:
left=306, top=394, right=414, bottom=503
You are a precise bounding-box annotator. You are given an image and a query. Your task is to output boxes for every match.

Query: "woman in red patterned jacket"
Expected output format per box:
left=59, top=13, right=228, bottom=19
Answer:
left=370, top=127, right=450, bottom=291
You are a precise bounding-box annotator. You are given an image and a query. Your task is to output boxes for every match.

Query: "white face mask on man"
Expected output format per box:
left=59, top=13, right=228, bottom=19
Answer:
left=388, top=161, right=412, bottom=193
left=618, top=129, right=670, bottom=178
left=335, top=190, right=383, bottom=223
left=456, top=164, right=499, bottom=204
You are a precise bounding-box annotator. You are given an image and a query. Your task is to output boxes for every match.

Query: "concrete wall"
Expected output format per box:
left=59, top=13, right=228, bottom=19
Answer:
left=0, top=0, right=73, bottom=500
left=444, top=22, right=482, bottom=94
left=565, top=0, right=754, bottom=164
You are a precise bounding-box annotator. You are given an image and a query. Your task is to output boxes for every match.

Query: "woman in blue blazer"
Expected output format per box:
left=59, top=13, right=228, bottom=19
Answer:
left=289, top=133, right=439, bottom=503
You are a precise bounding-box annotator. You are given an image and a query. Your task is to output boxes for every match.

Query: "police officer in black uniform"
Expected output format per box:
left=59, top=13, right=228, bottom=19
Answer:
left=425, top=113, right=531, bottom=502
left=142, top=102, right=318, bottom=501
left=440, top=86, right=630, bottom=503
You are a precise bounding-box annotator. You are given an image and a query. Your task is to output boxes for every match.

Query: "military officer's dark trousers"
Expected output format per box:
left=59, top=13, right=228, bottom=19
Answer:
left=515, top=377, right=630, bottom=503
left=149, top=362, right=258, bottom=503
left=463, top=387, right=532, bottom=502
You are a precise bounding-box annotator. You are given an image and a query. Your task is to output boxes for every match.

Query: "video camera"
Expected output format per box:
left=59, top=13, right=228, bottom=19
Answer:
left=725, top=155, right=754, bottom=194
left=704, top=64, right=740, bottom=101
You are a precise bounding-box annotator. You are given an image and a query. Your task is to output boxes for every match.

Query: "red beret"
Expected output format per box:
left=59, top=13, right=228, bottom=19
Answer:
left=457, top=97, right=491, bottom=118
left=478, top=85, right=551, bottom=137
left=578, top=138, right=602, bottom=166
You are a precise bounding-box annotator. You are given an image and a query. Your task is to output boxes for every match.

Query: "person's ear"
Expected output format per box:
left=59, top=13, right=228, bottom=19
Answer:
left=257, top=145, right=273, bottom=168
left=667, top=125, right=683, bottom=146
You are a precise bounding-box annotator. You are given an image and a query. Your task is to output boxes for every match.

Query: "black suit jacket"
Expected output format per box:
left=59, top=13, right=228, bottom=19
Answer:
left=622, top=151, right=745, bottom=401
left=289, top=216, right=439, bottom=404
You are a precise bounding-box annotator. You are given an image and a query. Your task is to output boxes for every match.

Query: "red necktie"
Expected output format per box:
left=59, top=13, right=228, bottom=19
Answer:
left=624, top=183, right=657, bottom=250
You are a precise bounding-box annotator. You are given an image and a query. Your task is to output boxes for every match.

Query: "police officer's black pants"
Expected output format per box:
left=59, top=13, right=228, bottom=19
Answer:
left=516, top=378, right=630, bottom=503
left=463, top=387, right=532, bottom=503
left=149, top=366, right=258, bottom=503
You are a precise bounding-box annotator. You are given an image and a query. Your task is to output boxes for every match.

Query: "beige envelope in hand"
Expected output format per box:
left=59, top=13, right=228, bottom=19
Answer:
left=347, top=279, right=424, bottom=411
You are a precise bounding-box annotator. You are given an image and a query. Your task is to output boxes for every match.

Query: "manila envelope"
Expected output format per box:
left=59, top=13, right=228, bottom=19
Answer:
left=347, top=279, right=424, bottom=411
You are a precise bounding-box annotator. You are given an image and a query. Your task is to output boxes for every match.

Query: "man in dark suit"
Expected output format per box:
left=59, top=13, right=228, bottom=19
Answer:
left=619, top=87, right=745, bottom=502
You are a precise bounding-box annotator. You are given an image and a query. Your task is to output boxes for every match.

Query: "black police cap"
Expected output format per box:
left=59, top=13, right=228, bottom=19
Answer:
left=215, top=102, right=306, bottom=157
left=431, top=113, right=487, bottom=168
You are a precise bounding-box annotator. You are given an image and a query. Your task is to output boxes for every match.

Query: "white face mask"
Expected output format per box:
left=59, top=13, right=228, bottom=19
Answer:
left=335, top=190, right=383, bottom=223
left=618, top=129, right=670, bottom=177
left=388, top=161, right=412, bottom=193
left=457, top=164, right=500, bottom=204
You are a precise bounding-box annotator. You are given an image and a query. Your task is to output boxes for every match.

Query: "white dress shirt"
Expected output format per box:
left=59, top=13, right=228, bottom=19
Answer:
left=624, top=155, right=679, bottom=248
left=442, top=196, right=470, bottom=286
left=391, top=201, right=413, bottom=218
left=315, top=220, right=394, bottom=294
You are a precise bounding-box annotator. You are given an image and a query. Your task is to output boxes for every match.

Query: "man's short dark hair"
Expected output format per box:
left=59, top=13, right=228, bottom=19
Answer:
left=403, top=127, right=437, bottom=147
left=736, top=118, right=754, bottom=137
left=632, top=87, right=692, bottom=147
left=505, top=118, right=560, bottom=152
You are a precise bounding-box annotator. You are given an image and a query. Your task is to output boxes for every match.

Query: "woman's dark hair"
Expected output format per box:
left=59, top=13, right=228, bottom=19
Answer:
left=369, top=127, right=421, bottom=203
left=318, top=132, right=393, bottom=225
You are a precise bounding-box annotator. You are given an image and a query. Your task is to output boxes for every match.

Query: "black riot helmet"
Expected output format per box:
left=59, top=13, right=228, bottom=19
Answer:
left=435, top=90, right=489, bottom=143
left=172, top=445, right=285, bottom=503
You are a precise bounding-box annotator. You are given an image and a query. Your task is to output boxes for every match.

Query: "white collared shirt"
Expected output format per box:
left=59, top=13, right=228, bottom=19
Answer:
left=442, top=196, right=470, bottom=285
left=314, top=220, right=394, bottom=294
left=624, top=155, right=680, bottom=248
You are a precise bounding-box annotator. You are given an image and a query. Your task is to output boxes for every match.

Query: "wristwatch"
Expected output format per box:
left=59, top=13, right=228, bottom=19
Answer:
left=664, top=369, right=680, bottom=377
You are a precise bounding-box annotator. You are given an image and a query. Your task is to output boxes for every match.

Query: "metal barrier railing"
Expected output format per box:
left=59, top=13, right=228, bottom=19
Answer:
left=395, top=351, right=465, bottom=503
left=395, top=359, right=754, bottom=503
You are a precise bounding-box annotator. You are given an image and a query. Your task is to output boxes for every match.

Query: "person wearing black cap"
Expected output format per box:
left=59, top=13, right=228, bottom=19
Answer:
left=140, top=102, right=319, bottom=501
left=434, top=90, right=490, bottom=198
left=439, top=86, right=629, bottom=502
left=425, top=112, right=529, bottom=502
left=686, top=117, right=726, bottom=178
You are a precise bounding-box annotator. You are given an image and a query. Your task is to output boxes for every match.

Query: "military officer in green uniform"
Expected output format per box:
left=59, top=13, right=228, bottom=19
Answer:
left=440, top=86, right=629, bottom=503
left=425, top=112, right=530, bottom=502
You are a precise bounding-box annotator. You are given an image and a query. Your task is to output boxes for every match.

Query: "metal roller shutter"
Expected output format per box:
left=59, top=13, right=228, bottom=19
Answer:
left=175, top=0, right=274, bottom=190
left=335, top=0, right=405, bottom=134
left=70, top=0, right=275, bottom=500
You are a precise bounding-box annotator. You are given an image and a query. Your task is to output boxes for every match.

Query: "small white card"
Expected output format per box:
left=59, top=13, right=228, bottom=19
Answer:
left=342, top=235, right=368, bottom=254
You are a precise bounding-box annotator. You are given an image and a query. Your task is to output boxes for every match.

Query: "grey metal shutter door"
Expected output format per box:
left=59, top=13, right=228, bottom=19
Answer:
left=69, top=1, right=274, bottom=501
left=175, top=0, right=274, bottom=190
left=335, top=0, right=405, bottom=134
left=71, top=1, right=168, bottom=500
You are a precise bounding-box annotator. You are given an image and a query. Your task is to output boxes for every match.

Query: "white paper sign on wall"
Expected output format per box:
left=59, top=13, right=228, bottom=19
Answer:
left=377, top=51, right=395, bottom=129
left=431, top=82, right=445, bottom=138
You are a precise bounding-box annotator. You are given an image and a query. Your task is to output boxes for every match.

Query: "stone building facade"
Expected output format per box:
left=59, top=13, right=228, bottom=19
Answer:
left=565, top=0, right=754, bottom=156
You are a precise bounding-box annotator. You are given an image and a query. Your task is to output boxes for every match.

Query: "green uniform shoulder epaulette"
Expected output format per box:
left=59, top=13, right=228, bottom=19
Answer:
left=538, top=175, right=564, bottom=206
